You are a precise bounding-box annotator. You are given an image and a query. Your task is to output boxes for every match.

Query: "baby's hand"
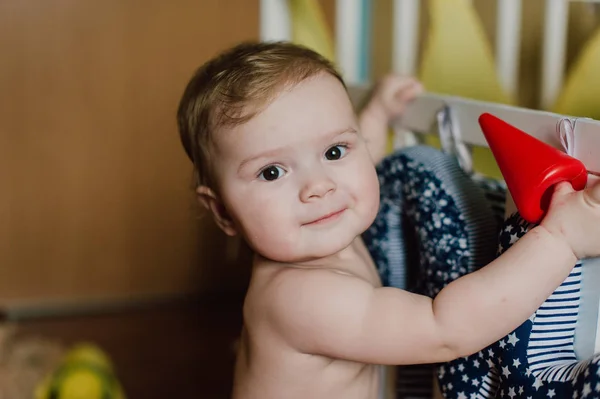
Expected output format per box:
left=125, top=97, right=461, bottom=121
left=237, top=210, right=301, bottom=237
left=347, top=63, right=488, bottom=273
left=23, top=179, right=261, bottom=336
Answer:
left=540, top=176, right=600, bottom=259
left=367, top=74, right=423, bottom=122
left=358, top=74, right=423, bottom=165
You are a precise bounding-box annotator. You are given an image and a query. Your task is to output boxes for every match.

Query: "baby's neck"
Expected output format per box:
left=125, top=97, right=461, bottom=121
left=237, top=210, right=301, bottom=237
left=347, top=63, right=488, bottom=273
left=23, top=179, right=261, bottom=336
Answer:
left=254, top=236, right=381, bottom=286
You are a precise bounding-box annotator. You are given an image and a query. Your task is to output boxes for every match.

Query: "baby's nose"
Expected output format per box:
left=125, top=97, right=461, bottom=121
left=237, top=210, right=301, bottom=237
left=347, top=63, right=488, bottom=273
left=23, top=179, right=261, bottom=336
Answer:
left=299, top=174, right=336, bottom=202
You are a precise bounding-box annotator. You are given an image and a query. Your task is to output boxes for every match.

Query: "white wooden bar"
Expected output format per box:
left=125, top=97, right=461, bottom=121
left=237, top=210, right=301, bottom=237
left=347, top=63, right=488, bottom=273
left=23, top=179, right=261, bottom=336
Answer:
left=335, top=0, right=364, bottom=85
left=392, top=0, right=420, bottom=76
left=260, top=0, right=291, bottom=41
left=540, top=0, right=569, bottom=109
left=496, top=0, right=522, bottom=98
left=394, top=92, right=600, bottom=175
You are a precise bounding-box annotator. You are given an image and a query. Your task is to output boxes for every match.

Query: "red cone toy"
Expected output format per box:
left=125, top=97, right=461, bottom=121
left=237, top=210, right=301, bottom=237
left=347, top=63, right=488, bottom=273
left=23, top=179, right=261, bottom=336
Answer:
left=478, top=112, right=587, bottom=224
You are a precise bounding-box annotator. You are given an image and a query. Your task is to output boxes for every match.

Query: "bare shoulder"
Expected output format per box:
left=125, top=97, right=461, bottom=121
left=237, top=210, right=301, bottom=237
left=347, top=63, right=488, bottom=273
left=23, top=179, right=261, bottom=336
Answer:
left=248, top=260, right=371, bottom=310
left=242, top=258, right=458, bottom=365
left=244, top=260, right=375, bottom=352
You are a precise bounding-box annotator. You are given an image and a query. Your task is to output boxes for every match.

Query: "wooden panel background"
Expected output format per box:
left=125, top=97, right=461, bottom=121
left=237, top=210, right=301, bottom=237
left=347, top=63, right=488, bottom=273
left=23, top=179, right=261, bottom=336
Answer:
left=0, top=0, right=259, bottom=306
left=4, top=0, right=590, bottom=308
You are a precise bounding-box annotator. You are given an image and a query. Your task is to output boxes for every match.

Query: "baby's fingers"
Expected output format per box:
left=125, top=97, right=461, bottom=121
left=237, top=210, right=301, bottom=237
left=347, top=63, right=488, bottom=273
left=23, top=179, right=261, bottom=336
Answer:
left=553, top=181, right=575, bottom=197
left=394, top=81, right=423, bottom=103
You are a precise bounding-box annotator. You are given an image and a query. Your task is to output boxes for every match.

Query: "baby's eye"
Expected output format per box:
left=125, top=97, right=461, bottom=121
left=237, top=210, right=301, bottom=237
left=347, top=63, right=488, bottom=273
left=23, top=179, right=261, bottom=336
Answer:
left=325, top=145, right=347, bottom=161
left=259, top=165, right=285, bottom=181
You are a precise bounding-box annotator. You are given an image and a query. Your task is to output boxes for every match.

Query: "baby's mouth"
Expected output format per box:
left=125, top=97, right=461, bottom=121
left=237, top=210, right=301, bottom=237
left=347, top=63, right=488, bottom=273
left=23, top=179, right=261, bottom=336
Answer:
left=303, top=208, right=347, bottom=226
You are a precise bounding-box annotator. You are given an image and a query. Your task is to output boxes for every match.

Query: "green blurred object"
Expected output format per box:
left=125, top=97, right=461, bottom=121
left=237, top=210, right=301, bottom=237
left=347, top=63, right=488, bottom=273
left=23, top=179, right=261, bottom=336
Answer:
left=35, top=343, right=126, bottom=399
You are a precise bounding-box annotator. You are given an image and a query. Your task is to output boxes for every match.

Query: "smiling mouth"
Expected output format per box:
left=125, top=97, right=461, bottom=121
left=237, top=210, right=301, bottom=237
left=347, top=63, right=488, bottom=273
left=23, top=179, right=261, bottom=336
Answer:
left=304, top=209, right=347, bottom=226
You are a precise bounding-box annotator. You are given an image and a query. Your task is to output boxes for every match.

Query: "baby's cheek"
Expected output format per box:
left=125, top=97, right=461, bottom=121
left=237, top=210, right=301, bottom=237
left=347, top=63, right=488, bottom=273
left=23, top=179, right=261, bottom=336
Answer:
left=258, top=240, right=299, bottom=263
left=249, top=221, right=299, bottom=261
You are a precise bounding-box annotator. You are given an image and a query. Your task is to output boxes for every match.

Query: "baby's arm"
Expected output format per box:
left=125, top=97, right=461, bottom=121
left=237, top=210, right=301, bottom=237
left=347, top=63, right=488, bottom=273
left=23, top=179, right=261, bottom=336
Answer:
left=268, top=181, right=600, bottom=365
left=269, top=225, right=574, bottom=365
left=358, top=75, right=422, bottom=165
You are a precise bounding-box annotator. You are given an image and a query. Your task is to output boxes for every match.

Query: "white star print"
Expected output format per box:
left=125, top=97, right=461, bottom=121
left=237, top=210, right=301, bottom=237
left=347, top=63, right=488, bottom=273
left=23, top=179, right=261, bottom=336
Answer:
left=525, top=368, right=532, bottom=377
left=499, top=339, right=506, bottom=349
left=513, top=358, right=521, bottom=368
left=458, top=364, right=465, bottom=372
left=473, top=359, right=480, bottom=368
left=548, top=389, right=556, bottom=398
left=486, top=358, right=495, bottom=368
left=457, top=392, right=467, bottom=399
left=470, top=393, right=477, bottom=399
left=532, top=378, right=543, bottom=390
left=507, top=386, right=516, bottom=399
left=507, top=332, right=520, bottom=346
left=472, top=379, right=479, bottom=387
left=595, top=382, right=600, bottom=392
left=450, top=366, right=456, bottom=374
left=583, top=382, right=592, bottom=398
left=488, top=348, right=494, bottom=357
left=462, top=374, right=469, bottom=382
left=518, top=386, right=524, bottom=394
left=502, top=365, right=511, bottom=378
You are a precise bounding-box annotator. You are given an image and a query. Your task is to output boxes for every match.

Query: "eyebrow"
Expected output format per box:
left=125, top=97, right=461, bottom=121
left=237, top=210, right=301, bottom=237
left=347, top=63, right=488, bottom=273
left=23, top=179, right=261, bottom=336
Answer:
left=237, top=127, right=358, bottom=175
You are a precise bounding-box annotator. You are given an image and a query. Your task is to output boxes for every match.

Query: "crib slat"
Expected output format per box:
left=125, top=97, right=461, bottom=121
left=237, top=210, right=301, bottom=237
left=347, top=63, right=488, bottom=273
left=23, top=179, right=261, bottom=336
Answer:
left=496, top=0, right=522, bottom=99
left=335, top=0, right=369, bottom=85
left=260, top=0, right=291, bottom=41
left=392, top=0, right=420, bottom=76
left=540, top=0, right=569, bottom=109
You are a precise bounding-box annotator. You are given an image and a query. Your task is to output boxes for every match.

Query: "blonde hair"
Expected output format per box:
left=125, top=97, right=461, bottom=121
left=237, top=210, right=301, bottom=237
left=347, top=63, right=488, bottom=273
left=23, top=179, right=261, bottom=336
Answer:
left=176, top=41, right=345, bottom=189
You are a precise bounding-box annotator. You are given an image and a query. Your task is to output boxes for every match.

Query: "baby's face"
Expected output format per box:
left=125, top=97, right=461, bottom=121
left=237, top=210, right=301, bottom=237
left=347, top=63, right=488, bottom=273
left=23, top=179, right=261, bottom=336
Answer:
left=211, top=73, right=380, bottom=263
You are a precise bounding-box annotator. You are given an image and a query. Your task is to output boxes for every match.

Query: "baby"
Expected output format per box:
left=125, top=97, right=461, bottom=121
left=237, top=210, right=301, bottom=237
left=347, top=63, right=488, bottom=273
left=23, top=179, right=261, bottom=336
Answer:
left=176, top=41, right=600, bottom=399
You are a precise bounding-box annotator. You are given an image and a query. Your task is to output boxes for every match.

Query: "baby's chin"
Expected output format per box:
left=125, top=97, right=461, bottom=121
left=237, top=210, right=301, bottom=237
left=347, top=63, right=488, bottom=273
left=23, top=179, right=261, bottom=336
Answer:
left=253, top=236, right=357, bottom=264
left=249, top=213, right=374, bottom=263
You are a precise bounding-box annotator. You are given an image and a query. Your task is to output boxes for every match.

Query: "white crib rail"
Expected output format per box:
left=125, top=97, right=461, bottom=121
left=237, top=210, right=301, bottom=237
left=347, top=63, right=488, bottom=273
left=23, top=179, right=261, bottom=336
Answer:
left=396, top=92, right=600, bottom=175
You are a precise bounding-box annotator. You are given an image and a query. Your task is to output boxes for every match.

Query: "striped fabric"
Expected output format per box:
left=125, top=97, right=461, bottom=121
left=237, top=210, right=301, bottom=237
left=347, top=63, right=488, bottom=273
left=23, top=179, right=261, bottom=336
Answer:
left=478, top=368, right=500, bottom=399
left=528, top=263, right=582, bottom=381
left=438, top=213, right=600, bottom=398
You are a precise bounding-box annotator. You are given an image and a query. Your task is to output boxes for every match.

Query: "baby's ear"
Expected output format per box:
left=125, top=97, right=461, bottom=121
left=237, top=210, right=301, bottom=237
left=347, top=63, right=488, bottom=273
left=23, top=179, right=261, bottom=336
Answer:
left=196, top=186, right=237, bottom=236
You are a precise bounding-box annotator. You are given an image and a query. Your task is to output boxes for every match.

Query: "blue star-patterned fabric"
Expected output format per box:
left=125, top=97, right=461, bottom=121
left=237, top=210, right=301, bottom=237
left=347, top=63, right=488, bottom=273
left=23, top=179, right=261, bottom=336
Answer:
left=363, top=146, right=505, bottom=398
left=363, top=145, right=502, bottom=294
left=437, top=212, right=600, bottom=399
